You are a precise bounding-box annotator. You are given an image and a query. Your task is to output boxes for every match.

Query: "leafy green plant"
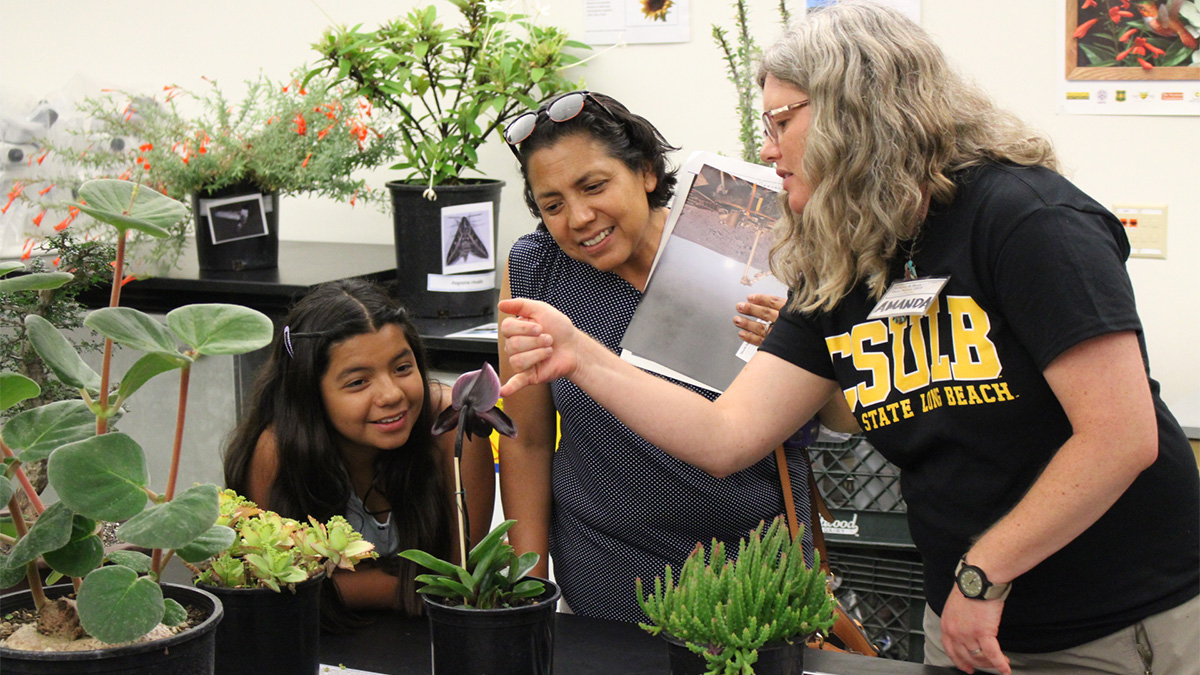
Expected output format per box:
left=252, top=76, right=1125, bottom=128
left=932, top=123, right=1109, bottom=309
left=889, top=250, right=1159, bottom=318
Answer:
left=636, top=516, right=836, bottom=675
left=400, top=519, right=543, bottom=609
left=0, top=178, right=274, bottom=646
left=712, top=0, right=793, bottom=164
left=306, top=0, right=589, bottom=191
left=187, top=490, right=376, bottom=592
left=20, top=71, right=400, bottom=268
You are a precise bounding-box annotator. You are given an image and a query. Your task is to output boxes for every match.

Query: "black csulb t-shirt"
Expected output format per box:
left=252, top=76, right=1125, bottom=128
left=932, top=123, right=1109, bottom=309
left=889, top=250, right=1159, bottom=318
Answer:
left=762, top=162, right=1199, bottom=653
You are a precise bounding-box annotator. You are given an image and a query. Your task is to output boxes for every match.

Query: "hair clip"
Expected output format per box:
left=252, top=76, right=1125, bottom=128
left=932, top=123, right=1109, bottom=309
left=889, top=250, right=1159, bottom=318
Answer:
left=283, top=325, right=296, bottom=358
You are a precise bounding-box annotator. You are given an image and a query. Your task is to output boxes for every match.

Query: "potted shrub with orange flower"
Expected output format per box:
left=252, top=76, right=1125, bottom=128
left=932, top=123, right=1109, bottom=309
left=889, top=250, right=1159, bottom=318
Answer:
left=30, top=71, right=399, bottom=272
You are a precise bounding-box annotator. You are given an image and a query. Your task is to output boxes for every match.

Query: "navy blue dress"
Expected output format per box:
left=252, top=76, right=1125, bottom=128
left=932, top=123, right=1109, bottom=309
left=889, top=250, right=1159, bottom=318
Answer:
left=508, top=230, right=814, bottom=622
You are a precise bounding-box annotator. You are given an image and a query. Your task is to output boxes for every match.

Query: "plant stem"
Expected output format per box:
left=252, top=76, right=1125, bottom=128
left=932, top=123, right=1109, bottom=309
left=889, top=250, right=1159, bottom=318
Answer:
left=1, top=439, right=46, bottom=514
left=453, top=415, right=469, bottom=560
left=152, top=361, right=191, bottom=577
left=7, top=495, right=47, bottom=610
left=96, top=231, right=128, bottom=434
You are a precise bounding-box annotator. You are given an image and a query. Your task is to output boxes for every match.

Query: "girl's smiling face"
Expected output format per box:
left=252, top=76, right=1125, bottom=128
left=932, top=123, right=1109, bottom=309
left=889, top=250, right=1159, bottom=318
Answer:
left=320, top=324, right=425, bottom=458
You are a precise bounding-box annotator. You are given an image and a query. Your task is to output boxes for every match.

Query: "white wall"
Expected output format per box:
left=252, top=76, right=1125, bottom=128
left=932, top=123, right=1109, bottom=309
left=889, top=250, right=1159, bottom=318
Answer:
left=4, top=0, right=1196, bottom=409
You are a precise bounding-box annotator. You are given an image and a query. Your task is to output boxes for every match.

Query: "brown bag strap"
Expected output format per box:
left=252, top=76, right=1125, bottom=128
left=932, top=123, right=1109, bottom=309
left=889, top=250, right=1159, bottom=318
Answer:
left=777, top=441, right=879, bottom=658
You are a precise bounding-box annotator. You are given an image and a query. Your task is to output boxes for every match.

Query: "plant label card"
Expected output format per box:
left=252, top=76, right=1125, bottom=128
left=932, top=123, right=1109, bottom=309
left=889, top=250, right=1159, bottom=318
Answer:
left=440, top=201, right=495, bottom=276
left=201, top=193, right=270, bottom=245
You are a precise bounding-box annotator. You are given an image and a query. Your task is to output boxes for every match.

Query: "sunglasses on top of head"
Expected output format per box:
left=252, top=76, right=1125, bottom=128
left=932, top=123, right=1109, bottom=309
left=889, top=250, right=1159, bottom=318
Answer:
left=503, top=91, right=618, bottom=158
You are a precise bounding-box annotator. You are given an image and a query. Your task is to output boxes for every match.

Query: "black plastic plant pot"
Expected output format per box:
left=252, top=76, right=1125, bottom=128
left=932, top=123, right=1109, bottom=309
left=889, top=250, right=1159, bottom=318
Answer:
left=0, top=582, right=223, bottom=675
left=663, top=633, right=806, bottom=675
left=422, top=577, right=561, bottom=675
left=191, top=183, right=280, bottom=272
left=387, top=179, right=503, bottom=319
left=198, top=572, right=322, bottom=675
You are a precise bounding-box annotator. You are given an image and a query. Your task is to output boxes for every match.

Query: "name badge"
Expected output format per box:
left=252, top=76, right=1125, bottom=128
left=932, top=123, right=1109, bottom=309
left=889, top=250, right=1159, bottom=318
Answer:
left=866, top=277, right=950, bottom=321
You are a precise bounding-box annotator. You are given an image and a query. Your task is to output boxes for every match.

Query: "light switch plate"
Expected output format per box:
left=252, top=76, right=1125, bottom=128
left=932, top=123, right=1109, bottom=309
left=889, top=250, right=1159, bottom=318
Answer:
left=1112, top=204, right=1167, bottom=260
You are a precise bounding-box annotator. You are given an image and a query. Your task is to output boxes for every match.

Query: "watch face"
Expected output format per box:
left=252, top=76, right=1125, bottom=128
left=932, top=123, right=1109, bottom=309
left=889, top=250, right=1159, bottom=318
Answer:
left=958, top=567, right=984, bottom=597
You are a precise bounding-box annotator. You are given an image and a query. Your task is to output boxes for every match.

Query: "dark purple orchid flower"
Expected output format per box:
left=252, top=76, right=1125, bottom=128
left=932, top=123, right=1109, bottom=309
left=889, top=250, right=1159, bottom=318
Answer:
left=432, top=362, right=516, bottom=458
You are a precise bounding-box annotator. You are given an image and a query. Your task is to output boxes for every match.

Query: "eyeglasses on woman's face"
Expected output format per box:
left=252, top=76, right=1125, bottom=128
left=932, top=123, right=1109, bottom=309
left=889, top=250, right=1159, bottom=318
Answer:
left=503, top=91, right=617, bottom=157
left=761, top=99, right=810, bottom=143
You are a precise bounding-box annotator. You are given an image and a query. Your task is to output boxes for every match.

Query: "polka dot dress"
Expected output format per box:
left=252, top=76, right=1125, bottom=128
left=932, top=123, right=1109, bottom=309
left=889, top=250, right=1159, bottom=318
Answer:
left=508, top=231, right=814, bottom=623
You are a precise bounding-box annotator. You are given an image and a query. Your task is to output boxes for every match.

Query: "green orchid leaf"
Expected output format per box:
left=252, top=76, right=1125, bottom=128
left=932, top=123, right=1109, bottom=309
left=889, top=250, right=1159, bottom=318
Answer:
left=0, top=371, right=40, bottom=411
left=86, top=307, right=179, bottom=355
left=467, top=518, right=515, bottom=568
left=0, top=271, right=74, bottom=293
left=0, top=553, right=28, bottom=589
left=162, top=598, right=187, bottom=627
left=105, top=549, right=153, bottom=574
left=44, top=534, right=105, bottom=578
left=77, top=565, right=165, bottom=644
left=509, top=550, right=540, bottom=582
left=508, top=578, right=546, bottom=599
left=413, top=576, right=474, bottom=599
left=166, top=304, right=274, bottom=356
left=400, top=548, right=464, bottom=578
left=6, top=400, right=97, bottom=463
left=175, top=524, right=238, bottom=563
left=48, top=433, right=149, bottom=522
left=7, top=501, right=75, bottom=567
left=25, top=315, right=102, bottom=393
left=116, top=483, right=220, bottom=550
left=76, top=179, right=185, bottom=238
left=117, top=352, right=190, bottom=403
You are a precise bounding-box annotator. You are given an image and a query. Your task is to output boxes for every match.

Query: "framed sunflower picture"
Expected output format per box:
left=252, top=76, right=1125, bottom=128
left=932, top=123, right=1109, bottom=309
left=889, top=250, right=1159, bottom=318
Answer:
left=1066, top=0, right=1200, bottom=80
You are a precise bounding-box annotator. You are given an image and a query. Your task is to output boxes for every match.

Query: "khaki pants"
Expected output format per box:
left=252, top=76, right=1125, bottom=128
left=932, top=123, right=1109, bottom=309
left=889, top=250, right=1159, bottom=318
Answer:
left=923, top=594, right=1199, bottom=674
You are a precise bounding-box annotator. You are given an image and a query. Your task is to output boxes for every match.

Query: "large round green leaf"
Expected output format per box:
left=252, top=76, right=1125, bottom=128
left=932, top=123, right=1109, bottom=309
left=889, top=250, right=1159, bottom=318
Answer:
left=0, top=554, right=28, bottom=589
left=86, top=307, right=179, bottom=355
left=44, top=533, right=105, bottom=578
left=175, top=524, right=237, bottom=563
left=0, top=371, right=40, bottom=411
left=117, top=483, right=220, bottom=550
left=0, top=475, right=13, bottom=505
left=47, top=433, right=149, bottom=522
left=105, top=549, right=153, bottom=574
left=7, top=501, right=74, bottom=567
left=0, top=261, right=23, bottom=276
left=77, top=565, right=165, bottom=644
left=0, top=271, right=74, bottom=293
left=6, top=400, right=97, bottom=462
left=25, top=315, right=102, bottom=393
left=167, top=304, right=273, bottom=355
left=76, top=179, right=185, bottom=238
left=116, top=352, right=190, bottom=405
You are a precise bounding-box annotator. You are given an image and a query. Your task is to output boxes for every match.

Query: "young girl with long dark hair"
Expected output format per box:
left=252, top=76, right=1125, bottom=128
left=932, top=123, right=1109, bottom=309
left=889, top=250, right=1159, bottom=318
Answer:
left=224, top=279, right=494, bottom=625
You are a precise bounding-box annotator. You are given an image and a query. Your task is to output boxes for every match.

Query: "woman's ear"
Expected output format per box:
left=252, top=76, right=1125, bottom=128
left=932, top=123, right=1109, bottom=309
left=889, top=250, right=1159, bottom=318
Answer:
left=642, top=163, right=658, bottom=195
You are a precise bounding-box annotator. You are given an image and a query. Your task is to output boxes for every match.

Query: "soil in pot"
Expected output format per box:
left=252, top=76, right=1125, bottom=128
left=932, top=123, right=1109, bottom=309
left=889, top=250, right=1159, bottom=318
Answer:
left=198, top=573, right=322, bottom=675
left=0, top=583, right=223, bottom=675
left=422, top=576, right=561, bottom=675
left=663, top=633, right=806, bottom=675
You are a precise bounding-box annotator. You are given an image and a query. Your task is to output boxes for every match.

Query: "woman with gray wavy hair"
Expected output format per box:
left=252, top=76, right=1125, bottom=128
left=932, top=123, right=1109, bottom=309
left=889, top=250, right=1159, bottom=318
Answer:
left=498, top=3, right=1198, bottom=674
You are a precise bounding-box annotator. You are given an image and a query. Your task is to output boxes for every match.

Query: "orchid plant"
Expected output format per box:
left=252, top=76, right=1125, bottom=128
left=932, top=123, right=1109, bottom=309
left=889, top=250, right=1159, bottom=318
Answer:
left=399, top=363, right=542, bottom=610
left=0, top=179, right=274, bottom=645
left=187, top=490, right=377, bottom=592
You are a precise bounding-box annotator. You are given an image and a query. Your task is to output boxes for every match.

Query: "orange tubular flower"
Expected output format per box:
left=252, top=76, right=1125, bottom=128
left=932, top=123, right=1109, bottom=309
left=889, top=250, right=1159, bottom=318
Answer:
left=1117, top=47, right=1133, bottom=59
left=1082, top=0, right=1096, bottom=6
left=1120, top=28, right=1138, bottom=41
left=1109, top=6, right=1134, bottom=21
left=1074, top=18, right=1099, bottom=38
left=301, top=152, right=312, bottom=168
left=32, top=210, right=46, bottom=227
left=1137, top=57, right=1154, bottom=69
left=1145, top=42, right=1165, bottom=56
left=139, top=143, right=154, bottom=152
left=38, top=184, right=55, bottom=196
left=2, top=181, right=26, bottom=214
left=293, top=113, right=307, bottom=136
left=1134, top=37, right=1149, bottom=55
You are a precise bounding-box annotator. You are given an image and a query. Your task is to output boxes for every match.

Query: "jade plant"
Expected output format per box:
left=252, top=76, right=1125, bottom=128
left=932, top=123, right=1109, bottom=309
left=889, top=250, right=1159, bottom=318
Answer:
left=0, top=178, right=274, bottom=645
left=636, top=516, right=837, bottom=675
left=188, top=489, right=377, bottom=592
left=401, top=363, right=538, bottom=610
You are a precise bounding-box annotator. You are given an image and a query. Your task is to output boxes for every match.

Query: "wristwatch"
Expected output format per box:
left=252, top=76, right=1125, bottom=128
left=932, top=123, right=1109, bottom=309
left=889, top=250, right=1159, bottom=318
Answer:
left=955, top=556, right=1012, bottom=601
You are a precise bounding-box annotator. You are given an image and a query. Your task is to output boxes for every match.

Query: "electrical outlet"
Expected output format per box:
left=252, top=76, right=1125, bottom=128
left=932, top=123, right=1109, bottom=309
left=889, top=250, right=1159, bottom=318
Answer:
left=1112, top=204, right=1167, bottom=260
